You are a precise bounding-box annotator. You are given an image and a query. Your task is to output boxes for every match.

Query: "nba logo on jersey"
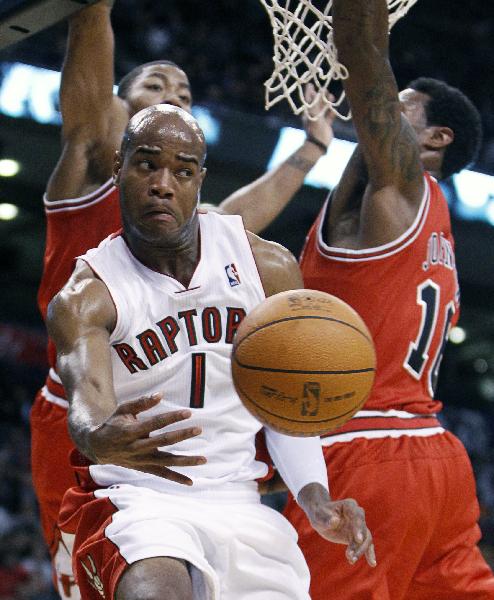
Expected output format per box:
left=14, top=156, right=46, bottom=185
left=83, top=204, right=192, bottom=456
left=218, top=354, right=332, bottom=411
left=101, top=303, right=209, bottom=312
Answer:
left=225, top=263, right=241, bottom=287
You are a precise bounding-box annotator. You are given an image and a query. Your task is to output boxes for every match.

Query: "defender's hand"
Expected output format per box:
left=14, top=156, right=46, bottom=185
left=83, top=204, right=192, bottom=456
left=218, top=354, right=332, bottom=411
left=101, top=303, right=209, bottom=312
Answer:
left=298, top=483, right=376, bottom=567
left=302, top=83, right=336, bottom=151
left=87, top=394, right=206, bottom=485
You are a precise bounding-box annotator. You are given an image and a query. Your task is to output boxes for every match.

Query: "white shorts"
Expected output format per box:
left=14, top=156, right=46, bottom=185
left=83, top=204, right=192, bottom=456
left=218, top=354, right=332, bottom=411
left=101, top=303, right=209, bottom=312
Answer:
left=73, top=483, right=311, bottom=599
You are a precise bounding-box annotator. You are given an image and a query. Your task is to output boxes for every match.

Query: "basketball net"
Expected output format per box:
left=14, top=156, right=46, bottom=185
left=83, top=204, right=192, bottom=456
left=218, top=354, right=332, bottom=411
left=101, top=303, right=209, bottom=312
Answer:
left=260, top=0, right=419, bottom=121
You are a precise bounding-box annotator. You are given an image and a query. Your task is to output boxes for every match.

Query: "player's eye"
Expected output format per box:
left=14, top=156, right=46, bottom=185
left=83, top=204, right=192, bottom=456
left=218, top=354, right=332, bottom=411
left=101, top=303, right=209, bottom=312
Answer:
left=138, top=159, right=154, bottom=170
left=176, top=168, right=193, bottom=177
left=146, top=84, right=163, bottom=92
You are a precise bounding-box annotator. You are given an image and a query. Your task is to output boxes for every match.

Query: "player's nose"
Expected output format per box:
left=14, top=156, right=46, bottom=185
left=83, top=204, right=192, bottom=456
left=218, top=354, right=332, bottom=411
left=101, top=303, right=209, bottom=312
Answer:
left=161, top=92, right=186, bottom=110
left=149, top=169, right=174, bottom=198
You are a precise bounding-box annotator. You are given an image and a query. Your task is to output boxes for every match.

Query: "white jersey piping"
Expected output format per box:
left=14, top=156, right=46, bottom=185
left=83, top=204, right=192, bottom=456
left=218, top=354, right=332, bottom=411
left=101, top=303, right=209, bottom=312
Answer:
left=321, top=426, right=445, bottom=445
left=44, top=179, right=115, bottom=213
left=316, top=175, right=430, bottom=262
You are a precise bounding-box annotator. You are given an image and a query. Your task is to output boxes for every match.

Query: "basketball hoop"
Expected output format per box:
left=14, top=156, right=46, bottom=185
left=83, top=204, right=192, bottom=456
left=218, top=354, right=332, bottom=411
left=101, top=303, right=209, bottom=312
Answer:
left=260, top=0, right=419, bottom=121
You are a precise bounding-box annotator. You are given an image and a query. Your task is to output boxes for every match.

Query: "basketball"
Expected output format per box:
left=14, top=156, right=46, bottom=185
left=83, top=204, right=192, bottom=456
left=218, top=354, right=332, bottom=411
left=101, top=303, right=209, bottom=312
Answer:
left=231, top=289, right=376, bottom=436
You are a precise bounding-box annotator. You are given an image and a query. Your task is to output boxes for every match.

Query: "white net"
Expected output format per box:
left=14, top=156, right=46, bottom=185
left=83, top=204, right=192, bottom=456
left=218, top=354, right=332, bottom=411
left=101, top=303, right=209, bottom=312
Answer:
left=260, top=0, right=419, bottom=121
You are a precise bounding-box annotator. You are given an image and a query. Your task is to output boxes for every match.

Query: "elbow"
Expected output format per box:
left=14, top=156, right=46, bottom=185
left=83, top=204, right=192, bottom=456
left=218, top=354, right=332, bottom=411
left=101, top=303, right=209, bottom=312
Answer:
left=67, top=410, right=95, bottom=462
left=46, top=295, right=60, bottom=338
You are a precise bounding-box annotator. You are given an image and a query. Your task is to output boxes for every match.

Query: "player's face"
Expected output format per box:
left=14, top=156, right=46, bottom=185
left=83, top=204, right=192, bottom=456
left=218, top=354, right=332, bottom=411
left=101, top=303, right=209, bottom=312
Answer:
left=126, top=65, right=193, bottom=115
left=399, top=89, right=429, bottom=134
left=115, top=112, right=206, bottom=247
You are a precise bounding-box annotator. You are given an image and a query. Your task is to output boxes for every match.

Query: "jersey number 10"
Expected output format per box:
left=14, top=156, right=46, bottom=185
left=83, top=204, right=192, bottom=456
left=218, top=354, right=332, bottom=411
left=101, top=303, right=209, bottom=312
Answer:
left=404, top=280, right=456, bottom=397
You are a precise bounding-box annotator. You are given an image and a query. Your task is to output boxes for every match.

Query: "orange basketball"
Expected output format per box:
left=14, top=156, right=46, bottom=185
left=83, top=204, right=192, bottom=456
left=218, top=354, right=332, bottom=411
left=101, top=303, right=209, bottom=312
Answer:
left=231, top=289, right=376, bottom=436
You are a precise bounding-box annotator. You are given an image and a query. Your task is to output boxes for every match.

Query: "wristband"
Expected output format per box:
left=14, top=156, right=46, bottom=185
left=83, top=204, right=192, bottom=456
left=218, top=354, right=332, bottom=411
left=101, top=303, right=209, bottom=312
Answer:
left=306, top=134, right=328, bottom=154
left=264, top=428, right=329, bottom=499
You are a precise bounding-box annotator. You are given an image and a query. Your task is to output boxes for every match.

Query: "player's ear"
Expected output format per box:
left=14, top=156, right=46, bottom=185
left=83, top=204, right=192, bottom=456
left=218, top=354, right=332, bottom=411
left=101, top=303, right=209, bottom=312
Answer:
left=197, top=168, right=207, bottom=194
left=427, top=126, right=454, bottom=150
left=113, top=151, right=122, bottom=185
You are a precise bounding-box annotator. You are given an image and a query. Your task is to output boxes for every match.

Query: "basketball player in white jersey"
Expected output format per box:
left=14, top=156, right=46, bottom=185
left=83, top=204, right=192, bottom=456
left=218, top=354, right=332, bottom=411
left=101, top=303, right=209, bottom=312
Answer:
left=47, top=104, right=375, bottom=599
left=31, top=3, right=333, bottom=594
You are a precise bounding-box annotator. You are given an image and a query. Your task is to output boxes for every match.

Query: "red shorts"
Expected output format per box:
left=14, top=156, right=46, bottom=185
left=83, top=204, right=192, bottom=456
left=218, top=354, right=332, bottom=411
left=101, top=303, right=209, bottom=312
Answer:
left=58, top=456, right=126, bottom=600
left=30, top=389, right=76, bottom=552
left=284, top=432, right=494, bottom=600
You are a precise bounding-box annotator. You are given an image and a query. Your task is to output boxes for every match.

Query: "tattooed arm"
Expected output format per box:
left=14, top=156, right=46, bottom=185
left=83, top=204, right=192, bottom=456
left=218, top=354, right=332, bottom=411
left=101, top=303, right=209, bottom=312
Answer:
left=329, top=0, right=425, bottom=248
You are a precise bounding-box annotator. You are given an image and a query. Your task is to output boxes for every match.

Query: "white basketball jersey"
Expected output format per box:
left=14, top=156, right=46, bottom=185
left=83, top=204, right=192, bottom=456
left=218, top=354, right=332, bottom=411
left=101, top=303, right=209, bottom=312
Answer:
left=81, top=213, right=268, bottom=497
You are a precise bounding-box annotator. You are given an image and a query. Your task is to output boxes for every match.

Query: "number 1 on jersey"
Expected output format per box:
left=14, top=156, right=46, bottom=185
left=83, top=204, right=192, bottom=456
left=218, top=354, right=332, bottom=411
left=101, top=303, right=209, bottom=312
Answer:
left=190, top=352, right=206, bottom=408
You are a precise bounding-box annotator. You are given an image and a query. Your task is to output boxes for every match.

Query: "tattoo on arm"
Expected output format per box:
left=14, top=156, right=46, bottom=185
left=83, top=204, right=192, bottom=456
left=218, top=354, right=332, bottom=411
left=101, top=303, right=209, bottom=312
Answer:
left=287, top=155, right=315, bottom=173
left=358, top=68, right=422, bottom=186
left=392, top=124, right=423, bottom=184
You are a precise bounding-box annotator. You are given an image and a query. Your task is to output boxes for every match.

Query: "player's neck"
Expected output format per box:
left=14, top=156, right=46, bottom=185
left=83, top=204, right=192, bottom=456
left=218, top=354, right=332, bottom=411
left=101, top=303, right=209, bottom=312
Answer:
left=124, top=219, right=200, bottom=287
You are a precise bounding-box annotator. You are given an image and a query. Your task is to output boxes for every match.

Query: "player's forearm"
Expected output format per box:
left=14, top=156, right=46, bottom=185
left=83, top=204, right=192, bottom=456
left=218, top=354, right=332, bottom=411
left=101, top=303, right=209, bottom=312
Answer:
left=65, top=374, right=118, bottom=461
left=58, top=349, right=117, bottom=460
left=60, top=2, right=115, bottom=127
left=68, top=395, right=109, bottom=462
left=219, top=140, right=325, bottom=234
left=333, top=0, right=389, bottom=64
left=264, top=428, right=329, bottom=499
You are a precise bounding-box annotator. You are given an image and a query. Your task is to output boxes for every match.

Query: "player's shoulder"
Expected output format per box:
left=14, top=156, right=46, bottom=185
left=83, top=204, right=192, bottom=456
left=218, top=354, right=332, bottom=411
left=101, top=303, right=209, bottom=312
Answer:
left=247, top=231, right=295, bottom=265
left=48, top=260, right=115, bottom=333
left=52, top=260, right=107, bottom=310
left=53, top=261, right=101, bottom=304
left=246, top=232, right=303, bottom=295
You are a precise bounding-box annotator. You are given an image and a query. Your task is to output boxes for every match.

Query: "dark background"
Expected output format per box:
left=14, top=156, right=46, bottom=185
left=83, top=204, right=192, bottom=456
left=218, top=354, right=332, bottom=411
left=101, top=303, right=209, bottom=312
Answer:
left=0, top=1, right=493, bottom=596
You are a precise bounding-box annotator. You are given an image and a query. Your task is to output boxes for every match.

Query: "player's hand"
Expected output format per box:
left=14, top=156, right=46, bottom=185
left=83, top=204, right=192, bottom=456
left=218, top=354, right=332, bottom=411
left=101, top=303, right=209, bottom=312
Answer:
left=87, top=393, right=206, bottom=485
left=298, top=483, right=376, bottom=567
left=302, top=83, right=336, bottom=151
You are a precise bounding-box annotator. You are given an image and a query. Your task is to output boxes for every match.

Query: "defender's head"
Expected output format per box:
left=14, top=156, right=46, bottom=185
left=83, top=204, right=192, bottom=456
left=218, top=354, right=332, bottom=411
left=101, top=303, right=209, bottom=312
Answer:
left=400, top=78, right=482, bottom=180
left=118, top=61, right=192, bottom=116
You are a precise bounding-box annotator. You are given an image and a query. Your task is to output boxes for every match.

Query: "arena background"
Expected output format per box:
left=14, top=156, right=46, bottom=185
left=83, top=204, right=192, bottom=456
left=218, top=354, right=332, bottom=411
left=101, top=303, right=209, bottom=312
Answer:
left=0, top=1, right=493, bottom=596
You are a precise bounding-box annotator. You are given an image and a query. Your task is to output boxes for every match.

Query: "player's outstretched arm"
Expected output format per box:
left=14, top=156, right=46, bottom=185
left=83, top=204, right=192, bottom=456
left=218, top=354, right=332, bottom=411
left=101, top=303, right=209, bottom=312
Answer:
left=249, top=234, right=376, bottom=565
left=331, top=0, right=425, bottom=246
left=46, top=0, right=128, bottom=201
left=219, top=85, right=334, bottom=235
left=265, top=427, right=376, bottom=567
left=47, top=262, right=205, bottom=485
left=333, top=0, right=423, bottom=192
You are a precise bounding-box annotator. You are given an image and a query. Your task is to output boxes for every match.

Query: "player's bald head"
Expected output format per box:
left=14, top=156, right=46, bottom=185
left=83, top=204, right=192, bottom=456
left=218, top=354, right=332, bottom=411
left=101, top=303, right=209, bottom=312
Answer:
left=121, top=104, right=206, bottom=165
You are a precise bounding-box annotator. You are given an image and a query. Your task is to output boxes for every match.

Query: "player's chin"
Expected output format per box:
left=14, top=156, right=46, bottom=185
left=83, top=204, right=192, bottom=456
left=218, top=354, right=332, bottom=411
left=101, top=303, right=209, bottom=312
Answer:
left=143, top=211, right=178, bottom=225
left=141, top=215, right=181, bottom=235
left=135, top=224, right=181, bottom=247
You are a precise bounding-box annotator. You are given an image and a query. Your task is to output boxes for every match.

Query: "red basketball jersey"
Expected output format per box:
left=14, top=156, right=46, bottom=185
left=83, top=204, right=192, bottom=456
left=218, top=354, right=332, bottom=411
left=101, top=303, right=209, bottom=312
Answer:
left=38, top=181, right=122, bottom=369
left=301, top=173, right=459, bottom=417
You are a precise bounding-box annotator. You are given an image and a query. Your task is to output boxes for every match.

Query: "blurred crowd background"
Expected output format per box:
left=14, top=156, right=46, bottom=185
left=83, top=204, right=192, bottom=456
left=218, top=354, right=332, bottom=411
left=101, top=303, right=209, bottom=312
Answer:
left=0, top=0, right=493, bottom=597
